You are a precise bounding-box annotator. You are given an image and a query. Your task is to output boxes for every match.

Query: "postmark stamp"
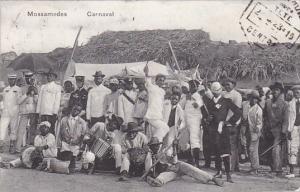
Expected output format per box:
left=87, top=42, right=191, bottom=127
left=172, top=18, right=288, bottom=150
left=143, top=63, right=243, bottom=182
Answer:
left=239, top=0, right=300, bottom=48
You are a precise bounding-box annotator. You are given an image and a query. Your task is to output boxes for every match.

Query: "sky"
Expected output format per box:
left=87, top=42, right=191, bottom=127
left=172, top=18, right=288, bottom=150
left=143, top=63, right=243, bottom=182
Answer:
left=0, top=0, right=294, bottom=54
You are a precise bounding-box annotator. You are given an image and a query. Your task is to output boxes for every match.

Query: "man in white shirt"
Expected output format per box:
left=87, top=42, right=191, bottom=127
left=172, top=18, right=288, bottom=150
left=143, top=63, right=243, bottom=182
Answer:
left=144, top=65, right=169, bottom=143
left=36, top=70, right=61, bottom=134
left=86, top=71, right=111, bottom=127
left=118, top=78, right=137, bottom=124
left=222, top=78, right=242, bottom=172
left=0, top=74, right=22, bottom=153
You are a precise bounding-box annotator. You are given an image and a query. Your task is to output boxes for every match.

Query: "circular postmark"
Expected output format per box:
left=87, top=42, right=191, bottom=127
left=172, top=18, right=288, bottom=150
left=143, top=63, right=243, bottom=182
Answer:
left=239, top=0, right=300, bottom=49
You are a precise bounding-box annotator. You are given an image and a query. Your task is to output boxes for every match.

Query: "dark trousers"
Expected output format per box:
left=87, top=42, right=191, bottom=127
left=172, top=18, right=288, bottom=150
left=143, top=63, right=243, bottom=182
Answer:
left=203, top=128, right=211, bottom=166
left=40, top=115, right=57, bottom=134
left=27, top=113, right=39, bottom=145
left=229, top=125, right=240, bottom=171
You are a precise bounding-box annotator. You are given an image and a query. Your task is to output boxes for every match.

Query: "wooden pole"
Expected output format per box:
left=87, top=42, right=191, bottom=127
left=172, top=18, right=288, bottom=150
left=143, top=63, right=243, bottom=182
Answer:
left=70, top=26, right=83, bottom=62
left=168, top=41, right=181, bottom=73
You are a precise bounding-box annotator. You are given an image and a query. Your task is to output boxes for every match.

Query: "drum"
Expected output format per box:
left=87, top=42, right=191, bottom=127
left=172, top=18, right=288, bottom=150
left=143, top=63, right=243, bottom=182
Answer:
left=91, top=138, right=112, bottom=159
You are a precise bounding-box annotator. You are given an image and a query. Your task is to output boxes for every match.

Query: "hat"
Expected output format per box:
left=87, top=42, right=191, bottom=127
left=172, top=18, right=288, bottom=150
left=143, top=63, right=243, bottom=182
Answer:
left=125, top=122, right=143, bottom=132
left=93, top=71, right=105, bottom=77
left=198, top=85, right=205, bottom=92
left=223, top=77, right=236, bottom=85
left=210, top=82, right=223, bottom=94
left=292, top=85, right=300, bottom=90
left=24, top=72, right=34, bottom=78
left=109, top=78, right=119, bottom=85
left=148, top=137, right=163, bottom=146
left=269, top=82, right=284, bottom=92
left=8, top=74, right=17, bottom=79
left=75, top=76, right=85, bottom=82
left=39, top=121, right=51, bottom=128
left=249, top=90, right=261, bottom=101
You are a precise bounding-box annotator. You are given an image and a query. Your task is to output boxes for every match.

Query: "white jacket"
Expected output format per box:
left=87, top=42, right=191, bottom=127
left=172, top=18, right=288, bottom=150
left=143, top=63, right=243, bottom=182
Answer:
left=118, top=90, right=137, bottom=124
left=36, top=81, right=62, bottom=115
left=2, top=85, right=22, bottom=117
left=86, top=84, right=111, bottom=120
left=287, top=99, right=297, bottom=132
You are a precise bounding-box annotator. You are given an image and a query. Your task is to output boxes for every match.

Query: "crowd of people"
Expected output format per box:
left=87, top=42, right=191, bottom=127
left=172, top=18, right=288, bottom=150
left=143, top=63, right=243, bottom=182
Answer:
left=0, top=65, right=299, bottom=187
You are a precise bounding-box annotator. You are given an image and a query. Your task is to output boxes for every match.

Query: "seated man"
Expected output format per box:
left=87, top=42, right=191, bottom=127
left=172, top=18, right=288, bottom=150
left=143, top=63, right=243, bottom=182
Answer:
left=84, top=113, right=124, bottom=173
left=8, top=121, right=57, bottom=169
left=59, top=105, right=87, bottom=173
left=119, top=122, right=152, bottom=181
left=146, top=137, right=224, bottom=187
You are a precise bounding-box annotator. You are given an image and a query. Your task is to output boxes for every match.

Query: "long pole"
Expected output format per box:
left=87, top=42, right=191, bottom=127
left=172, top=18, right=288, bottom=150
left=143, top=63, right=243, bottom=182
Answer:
left=70, top=26, right=83, bottom=62
left=168, top=41, right=181, bottom=73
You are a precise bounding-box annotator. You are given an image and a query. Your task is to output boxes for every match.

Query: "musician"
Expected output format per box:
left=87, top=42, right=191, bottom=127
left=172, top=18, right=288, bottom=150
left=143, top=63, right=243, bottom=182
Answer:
left=206, top=82, right=241, bottom=183
left=69, top=76, right=88, bottom=120
left=162, top=92, right=185, bottom=157
left=84, top=114, right=124, bottom=173
left=118, top=77, right=137, bottom=124
left=59, top=104, right=87, bottom=173
left=146, top=137, right=224, bottom=187
left=119, top=122, right=152, bottom=181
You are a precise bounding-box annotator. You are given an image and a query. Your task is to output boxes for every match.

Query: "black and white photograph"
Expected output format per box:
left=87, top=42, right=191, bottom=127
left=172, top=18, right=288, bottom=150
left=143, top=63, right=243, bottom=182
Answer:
left=0, top=1, right=300, bottom=192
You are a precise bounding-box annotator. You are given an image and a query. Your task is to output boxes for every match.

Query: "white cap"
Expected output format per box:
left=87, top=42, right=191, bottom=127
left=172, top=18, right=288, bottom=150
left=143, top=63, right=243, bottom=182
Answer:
left=39, top=121, right=51, bottom=128
left=8, top=74, right=17, bottom=79
left=211, top=82, right=223, bottom=94
left=109, top=78, right=119, bottom=84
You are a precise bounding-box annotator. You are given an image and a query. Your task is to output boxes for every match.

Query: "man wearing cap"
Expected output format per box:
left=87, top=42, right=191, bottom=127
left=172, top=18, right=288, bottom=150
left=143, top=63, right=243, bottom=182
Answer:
left=118, top=77, right=137, bottom=124
left=69, top=76, right=88, bottom=119
left=222, top=77, right=242, bottom=172
left=87, top=71, right=111, bottom=127
left=247, top=90, right=263, bottom=174
left=185, top=80, right=204, bottom=168
left=37, top=70, right=61, bottom=134
left=206, top=82, right=241, bottom=182
left=0, top=74, right=22, bottom=153
left=16, top=72, right=39, bottom=152
left=285, top=85, right=300, bottom=177
left=143, top=65, right=169, bottom=143
left=265, top=82, right=289, bottom=176
left=104, top=78, right=120, bottom=115
left=119, top=122, right=151, bottom=181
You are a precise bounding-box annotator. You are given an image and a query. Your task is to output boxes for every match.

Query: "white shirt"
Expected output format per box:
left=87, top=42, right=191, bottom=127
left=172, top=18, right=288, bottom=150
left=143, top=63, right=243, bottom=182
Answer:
left=248, top=104, right=263, bottom=133
left=34, top=133, right=57, bottom=158
left=223, top=89, right=242, bottom=123
left=118, top=89, right=137, bottom=124
left=144, top=78, right=165, bottom=120
left=36, top=81, right=62, bottom=115
left=185, top=92, right=203, bottom=116
left=2, top=85, right=22, bottom=116
left=86, top=84, right=111, bottom=120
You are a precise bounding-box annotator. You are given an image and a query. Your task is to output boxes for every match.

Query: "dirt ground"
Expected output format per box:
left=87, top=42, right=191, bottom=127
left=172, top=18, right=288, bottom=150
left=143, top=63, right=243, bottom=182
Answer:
left=1, top=153, right=300, bottom=192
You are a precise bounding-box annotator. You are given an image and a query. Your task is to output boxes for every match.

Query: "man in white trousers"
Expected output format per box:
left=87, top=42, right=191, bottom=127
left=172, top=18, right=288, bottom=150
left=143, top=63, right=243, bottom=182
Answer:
left=0, top=74, right=22, bottom=153
left=143, top=64, right=169, bottom=143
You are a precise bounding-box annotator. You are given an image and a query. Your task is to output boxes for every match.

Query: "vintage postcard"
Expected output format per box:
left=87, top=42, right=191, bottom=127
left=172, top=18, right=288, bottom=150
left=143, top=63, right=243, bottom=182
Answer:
left=0, top=1, right=300, bottom=192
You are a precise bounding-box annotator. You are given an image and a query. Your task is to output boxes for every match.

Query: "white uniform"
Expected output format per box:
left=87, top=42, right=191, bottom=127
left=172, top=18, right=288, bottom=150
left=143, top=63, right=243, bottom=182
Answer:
left=185, top=92, right=203, bottom=150
left=0, top=85, right=22, bottom=141
left=36, top=81, right=61, bottom=115
left=144, top=78, right=169, bottom=142
left=118, top=90, right=137, bottom=124
left=86, top=84, right=111, bottom=120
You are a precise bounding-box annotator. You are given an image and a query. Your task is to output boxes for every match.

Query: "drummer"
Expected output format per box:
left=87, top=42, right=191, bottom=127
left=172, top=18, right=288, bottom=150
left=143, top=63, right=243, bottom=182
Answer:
left=59, top=104, right=87, bottom=173
left=84, top=113, right=124, bottom=174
